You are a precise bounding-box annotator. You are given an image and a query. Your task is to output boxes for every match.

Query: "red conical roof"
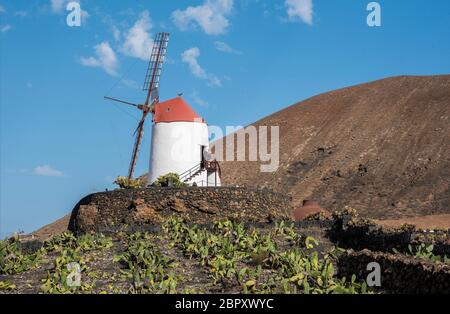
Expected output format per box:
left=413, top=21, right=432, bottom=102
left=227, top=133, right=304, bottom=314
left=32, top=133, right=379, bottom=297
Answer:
left=153, top=97, right=205, bottom=123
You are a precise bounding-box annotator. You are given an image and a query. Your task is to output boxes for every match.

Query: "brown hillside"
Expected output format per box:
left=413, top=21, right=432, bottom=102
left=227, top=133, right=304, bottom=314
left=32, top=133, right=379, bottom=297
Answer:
left=217, top=75, right=450, bottom=219
left=30, top=214, right=70, bottom=240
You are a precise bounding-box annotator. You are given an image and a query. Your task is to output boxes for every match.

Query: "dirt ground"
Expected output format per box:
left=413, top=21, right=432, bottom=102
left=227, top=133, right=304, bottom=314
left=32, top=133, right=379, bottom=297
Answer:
left=2, top=223, right=336, bottom=294
left=377, top=214, right=450, bottom=230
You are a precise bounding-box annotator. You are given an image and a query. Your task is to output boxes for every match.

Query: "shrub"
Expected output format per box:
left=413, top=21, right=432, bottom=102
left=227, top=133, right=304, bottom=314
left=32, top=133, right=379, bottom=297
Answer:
left=40, top=248, right=93, bottom=294
left=0, top=280, right=16, bottom=291
left=162, top=218, right=369, bottom=294
left=43, top=232, right=112, bottom=253
left=152, top=173, right=187, bottom=188
left=0, top=235, right=43, bottom=275
left=304, top=211, right=329, bottom=222
left=393, top=243, right=450, bottom=263
left=114, top=233, right=178, bottom=293
left=332, top=207, right=358, bottom=221
left=399, top=223, right=416, bottom=233
left=114, top=176, right=145, bottom=189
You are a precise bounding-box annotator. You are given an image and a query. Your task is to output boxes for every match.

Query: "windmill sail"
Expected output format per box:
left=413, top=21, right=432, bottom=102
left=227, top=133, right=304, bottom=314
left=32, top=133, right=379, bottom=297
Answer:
left=126, top=32, right=170, bottom=180
left=143, top=32, right=170, bottom=106
left=150, top=87, right=159, bottom=105
left=128, top=110, right=150, bottom=180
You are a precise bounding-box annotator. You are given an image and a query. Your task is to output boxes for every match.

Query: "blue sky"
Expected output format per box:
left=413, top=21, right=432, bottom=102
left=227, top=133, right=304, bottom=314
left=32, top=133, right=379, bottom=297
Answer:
left=1, top=0, right=449, bottom=236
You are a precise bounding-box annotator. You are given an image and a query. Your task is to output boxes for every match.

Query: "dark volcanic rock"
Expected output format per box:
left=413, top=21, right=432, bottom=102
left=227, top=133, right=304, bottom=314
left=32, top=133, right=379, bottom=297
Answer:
left=68, top=187, right=292, bottom=233
left=131, top=198, right=157, bottom=222
left=337, top=249, right=450, bottom=294
left=77, top=205, right=98, bottom=233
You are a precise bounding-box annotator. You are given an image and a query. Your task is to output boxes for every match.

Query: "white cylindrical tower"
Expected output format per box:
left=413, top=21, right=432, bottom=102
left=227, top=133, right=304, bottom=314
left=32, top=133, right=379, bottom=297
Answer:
left=148, top=96, right=220, bottom=186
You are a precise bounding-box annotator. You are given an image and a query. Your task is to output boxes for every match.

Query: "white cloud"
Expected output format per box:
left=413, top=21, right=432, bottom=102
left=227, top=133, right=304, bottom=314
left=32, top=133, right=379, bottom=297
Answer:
left=79, top=41, right=119, bottom=76
left=120, top=10, right=154, bottom=60
left=191, top=90, right=209, bottom=107
left=214, top=41, right=241, bottom=54
left=172, top=0, right=233, bottom=35
left=285, top=0, right=313, bottom=25
left=14, top=11, right=28, bottom=18
left=182, top=47, right=206, bottom=78
left=33, top=165, right=64, bottom=177
left=99, top=13, right=122, bottom=42
left=112, top=25, right=121, bottom=41
left=121, top=78, right=140, bottom=89
left=1, top=24, right=11, bottom=33
left=50, top=0, right=66, bottom=13
left=80, top=8, right=89, bottom=23
left=119, top=8, right=136, bottom=17
left=182, top=47, right=221, bottom=87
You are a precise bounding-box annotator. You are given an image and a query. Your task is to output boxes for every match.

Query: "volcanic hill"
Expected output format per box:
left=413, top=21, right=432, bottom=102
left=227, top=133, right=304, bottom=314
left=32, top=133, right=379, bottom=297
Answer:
left=217, top=75, right=450, bottom=219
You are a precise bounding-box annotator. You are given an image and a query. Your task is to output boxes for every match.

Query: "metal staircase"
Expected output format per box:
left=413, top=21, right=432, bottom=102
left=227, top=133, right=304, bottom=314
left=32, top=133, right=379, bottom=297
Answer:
left=179, top=160, right=221, bottom=184
left=179, top=163, right=203, bottom=183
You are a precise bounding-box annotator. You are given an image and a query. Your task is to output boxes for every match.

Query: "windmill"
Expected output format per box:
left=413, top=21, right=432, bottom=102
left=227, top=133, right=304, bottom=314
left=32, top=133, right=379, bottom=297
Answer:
left=105, top=32, right=170, bottom=180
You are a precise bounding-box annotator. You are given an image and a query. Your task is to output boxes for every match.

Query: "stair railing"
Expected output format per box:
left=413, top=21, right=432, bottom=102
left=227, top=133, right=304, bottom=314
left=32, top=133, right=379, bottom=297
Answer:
left=179, top=163, right=202, bottom=182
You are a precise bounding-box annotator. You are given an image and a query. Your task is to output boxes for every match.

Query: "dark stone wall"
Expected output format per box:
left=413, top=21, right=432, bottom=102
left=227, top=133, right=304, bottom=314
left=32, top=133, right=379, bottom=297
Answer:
left=337, top=249, right=450, bottom=294
left=68, top=187, right=292, bottom=233
left=327, top=214, right=450, bottom=256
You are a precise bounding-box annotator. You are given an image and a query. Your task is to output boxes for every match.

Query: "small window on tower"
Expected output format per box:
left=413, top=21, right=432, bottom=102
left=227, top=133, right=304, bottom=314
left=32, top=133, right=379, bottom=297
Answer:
left=166, top=107, right=171, bottom=112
